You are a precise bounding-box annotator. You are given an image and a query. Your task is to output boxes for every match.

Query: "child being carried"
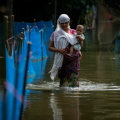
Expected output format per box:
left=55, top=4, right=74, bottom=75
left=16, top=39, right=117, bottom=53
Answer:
left=67, top=24, right=85, bottom=56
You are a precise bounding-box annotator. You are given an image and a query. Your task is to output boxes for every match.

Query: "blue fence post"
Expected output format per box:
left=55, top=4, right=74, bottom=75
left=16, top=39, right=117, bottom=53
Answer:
left=41, top=30, right=48, bottom=59
left=19, top=41, right=32, bottom=120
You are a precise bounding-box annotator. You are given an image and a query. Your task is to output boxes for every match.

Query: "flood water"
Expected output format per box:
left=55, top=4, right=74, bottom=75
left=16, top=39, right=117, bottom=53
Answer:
left=0, top=22, right=120, bottom=119
left=22, top=28, right=120, bottom=120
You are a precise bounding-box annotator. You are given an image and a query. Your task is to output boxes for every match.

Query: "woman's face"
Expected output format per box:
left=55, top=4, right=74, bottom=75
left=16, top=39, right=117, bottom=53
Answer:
left=59, top=21, right=69, bottom=31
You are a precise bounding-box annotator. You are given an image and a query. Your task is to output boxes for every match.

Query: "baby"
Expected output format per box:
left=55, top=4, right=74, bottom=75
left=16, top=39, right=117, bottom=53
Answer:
left=67, top=25, right=85, bottom=56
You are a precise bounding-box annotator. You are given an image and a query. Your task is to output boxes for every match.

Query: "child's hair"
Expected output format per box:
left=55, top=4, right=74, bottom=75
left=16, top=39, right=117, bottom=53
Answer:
left=76, top=25, right=84, bottom=30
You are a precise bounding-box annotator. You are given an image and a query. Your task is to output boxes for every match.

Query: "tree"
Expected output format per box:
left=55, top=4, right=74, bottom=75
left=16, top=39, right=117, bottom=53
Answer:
left=102, top=0, right=120, bottom=19
left=13, top=0, right=98, bottom=28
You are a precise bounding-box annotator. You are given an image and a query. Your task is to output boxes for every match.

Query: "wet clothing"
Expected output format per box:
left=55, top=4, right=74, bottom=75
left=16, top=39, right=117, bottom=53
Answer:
left=50, top=29, right=81, bottom=87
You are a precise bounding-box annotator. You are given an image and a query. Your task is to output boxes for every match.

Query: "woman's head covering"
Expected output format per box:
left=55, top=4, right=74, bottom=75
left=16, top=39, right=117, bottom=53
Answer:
left=58, top=14, right=70, bottom=23
left=55, top=14, right=70, bottom=31
left=49, top=14, right=78, bottom=80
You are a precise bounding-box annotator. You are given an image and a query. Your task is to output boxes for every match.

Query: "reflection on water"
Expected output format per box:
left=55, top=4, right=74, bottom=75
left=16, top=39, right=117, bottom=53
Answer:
left=22, top=28, right=120, bottom=119
left=31, top=58, right=48, bottom=84
left=50, top=93, right=63, bottom=120
left=32, top=60, right=42, bottom=81
left=114, top=53, right=120, bottom=72
left=26, top=80, right=120, bottom=91
left=23, top=90, right=120, bottom=120
left=42, top=59, right=47, bottom=78
left=1, top=27, right=120, bottom=119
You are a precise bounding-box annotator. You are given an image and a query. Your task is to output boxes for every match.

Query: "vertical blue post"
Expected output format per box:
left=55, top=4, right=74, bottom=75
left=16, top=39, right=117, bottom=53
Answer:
left=42, top=58, right=47, bottom=78
left=41, top=30, right=48, bottom=59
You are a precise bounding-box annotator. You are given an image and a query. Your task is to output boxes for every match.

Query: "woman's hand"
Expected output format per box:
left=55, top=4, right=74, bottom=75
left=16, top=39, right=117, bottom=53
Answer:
left=49, top=41, right=66, bottom=55
left=59, top=48, right=67, bottom=55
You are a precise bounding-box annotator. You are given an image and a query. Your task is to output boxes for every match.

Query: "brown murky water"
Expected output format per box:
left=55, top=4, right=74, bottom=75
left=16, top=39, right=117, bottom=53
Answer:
left=22, top=28, right=120, bottom=119
left=23, top=49, right=120, bottom=120
left=1, top=23, right=120, bottom=120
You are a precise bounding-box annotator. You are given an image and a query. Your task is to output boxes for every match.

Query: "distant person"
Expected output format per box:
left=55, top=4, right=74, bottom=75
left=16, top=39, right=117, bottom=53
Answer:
left=67, top=25, right=85, bottom=56
left=105, top=9, right=114, bottom=21
left=108, top=9, right=113, bottom=20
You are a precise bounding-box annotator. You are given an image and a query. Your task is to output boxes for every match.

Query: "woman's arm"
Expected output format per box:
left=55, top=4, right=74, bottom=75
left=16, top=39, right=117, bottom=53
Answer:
left=48, top=41, right=67, bottom=55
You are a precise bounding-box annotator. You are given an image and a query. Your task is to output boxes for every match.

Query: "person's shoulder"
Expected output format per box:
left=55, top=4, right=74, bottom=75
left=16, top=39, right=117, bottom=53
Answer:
left=70, top=28, right=75, bottom=32
left=51, top=32, right=55, bottom=37
left=70, top=29, right=75, bottom=35
left=50, top=32, right=55, bottom=42
left=52, top=31, right=55, bottom=34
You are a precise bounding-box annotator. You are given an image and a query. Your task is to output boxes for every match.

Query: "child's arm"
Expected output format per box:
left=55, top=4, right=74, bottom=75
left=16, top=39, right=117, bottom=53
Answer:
left=76, top=35, right=84, bottom=42
left=79, top=41, right=83, bottom=47
left=76, top=35, right=84, bottom=47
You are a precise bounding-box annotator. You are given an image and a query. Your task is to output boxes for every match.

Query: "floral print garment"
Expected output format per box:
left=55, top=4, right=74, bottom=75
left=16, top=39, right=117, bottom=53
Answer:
left=50, top=29, right=81, bottom=87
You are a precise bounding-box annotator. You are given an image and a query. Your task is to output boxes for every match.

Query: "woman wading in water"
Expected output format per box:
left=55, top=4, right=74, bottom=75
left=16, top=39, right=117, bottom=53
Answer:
left=49, top=14, right=83, bottom=87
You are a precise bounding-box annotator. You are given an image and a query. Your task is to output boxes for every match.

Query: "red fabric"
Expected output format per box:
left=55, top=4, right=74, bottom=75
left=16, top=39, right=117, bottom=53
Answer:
left=58, top=29, right=82, bottom=79
left=50, top=28, right=82, bottom=79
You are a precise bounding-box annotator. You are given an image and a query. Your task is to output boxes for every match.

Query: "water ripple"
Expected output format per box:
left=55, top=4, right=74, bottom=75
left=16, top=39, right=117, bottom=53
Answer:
left=26, top=79, right=120, bottom=91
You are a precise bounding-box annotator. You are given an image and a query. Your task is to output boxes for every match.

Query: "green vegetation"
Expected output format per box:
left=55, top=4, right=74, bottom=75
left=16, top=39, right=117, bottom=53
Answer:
left=13, top=0, right=98, bottom=28
left=102, top=0, right=120, bottom=19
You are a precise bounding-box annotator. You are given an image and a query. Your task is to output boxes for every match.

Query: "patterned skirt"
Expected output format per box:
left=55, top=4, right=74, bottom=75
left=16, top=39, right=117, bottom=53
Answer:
left=58, top=44, right=81, bottom=87
left=59, top=72, right=79, bottom=87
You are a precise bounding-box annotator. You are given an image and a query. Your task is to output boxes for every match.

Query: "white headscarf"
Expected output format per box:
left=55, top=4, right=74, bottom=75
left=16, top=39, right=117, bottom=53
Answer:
left=55, top=14, right=70, bottom=31
left=49, top=14, right=78, bottom=80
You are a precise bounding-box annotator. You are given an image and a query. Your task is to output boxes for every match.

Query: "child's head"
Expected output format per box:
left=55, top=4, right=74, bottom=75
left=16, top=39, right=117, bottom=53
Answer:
left=76, top=25, right=84, bottom=35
